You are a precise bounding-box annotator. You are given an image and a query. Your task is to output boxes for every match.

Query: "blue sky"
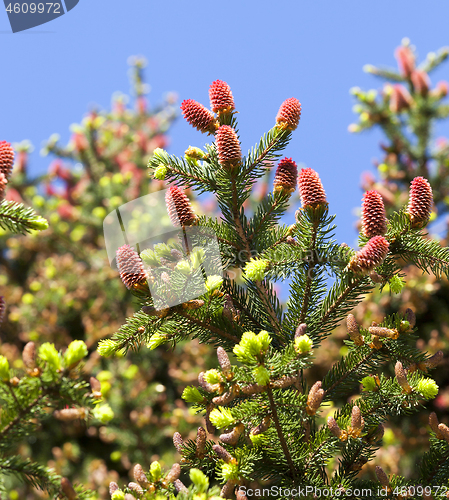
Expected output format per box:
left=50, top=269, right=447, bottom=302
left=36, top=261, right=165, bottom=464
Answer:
left=1, top=0, right=449, bottom=247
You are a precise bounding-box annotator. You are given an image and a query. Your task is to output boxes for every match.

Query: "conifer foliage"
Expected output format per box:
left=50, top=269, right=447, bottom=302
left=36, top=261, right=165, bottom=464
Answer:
left=101, top=79, right=449, bottom=499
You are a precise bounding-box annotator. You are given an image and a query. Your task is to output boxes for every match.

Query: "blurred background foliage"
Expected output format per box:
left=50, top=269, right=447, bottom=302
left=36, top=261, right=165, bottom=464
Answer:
left=320, top=38, right=449, bottom=480
left=0, top=58, right=218, bottom=498
left=0, top=40, right=449, bottom=497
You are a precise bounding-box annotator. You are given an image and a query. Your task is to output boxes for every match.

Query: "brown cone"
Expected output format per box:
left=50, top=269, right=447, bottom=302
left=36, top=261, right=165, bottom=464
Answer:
left=209, top=80, right=235, bottom=113
left=298, top=168, right=327, bottom=208
left=361, top=190, right=387, bottom=237
left=215, top=125, right=241, bottom=169
left=116, top=245, right=146, bottom=290
left=273, top=157, right=297, bottom=194
left=165, top=185, right=197, bottom=227
left=180, top=99, right=218, bottom=134
left=276, top=98, right=301, bottom=130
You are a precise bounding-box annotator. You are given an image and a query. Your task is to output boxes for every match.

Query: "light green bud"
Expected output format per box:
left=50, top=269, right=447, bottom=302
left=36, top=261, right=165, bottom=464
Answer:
left=92, top=404, right=114, bottom=423
left=64, top=340, right=88, bottom=368
left=182, top=386, right=204, bottom=403
left=389, top=275, right=405, bottom=294
left=0, top=355, right=10, bottom=382
left=147, top=332, right=168, bottom=350
left=209, top=407, right=235, bottom=429
left=253, top=365, right=270, bottom=386
left=185, top=146, right=206, bottom=160
left=154, top=243, right=172, bottom=258
left=190, top=247, right=205, bottom=270
left=189, top=468, right=209, bottom=492
left=258, top=330, right=271, bottom=352
left=154, top=164, right=168, bottom=180
left=111, top=491, right=125, bottom=500
left=249, top=433, right=267, bottom=446
left=244, top=258, right=269, bottom=281
left=221, top=462, right=239, bottom=481
left=176, top=260, right=192, bottom=275
left=415, top=378, right=439, bottom=399
left=366, top=90, right=378, bottom=102
left=28, top=216, right=49, bottom=231
left=38, top=343, right=61, bottom=370
left=233, top=330, right=272, bottom=364
left=348, top=124, right=361, bottom=133
left=97, top=339, right=116, bottom=358
left=399, top=320, right=410, bottom=332
left=140, top=249, right=160, bottom=266
left=205, top=275, right=223, bottom=292
left=150, top=461, right=162, bottom=481
left=363, top=64, right=377, bottom=74
left=360, top=112, right=370, bottom=123
left=204, top=369, right=223, bottom=385
left=361, top=376, right=377, bottom=392
left=152, top=148, right=166, bottom=158
left=294, top=334, right=313, bottom=354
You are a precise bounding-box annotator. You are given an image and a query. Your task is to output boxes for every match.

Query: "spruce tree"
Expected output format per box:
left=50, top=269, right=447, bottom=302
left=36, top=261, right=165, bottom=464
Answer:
left=100, top=78, right=449, bottom=499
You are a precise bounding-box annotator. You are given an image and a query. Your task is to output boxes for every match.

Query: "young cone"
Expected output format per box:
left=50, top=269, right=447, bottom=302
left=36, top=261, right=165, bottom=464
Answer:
left=180, top=99, right=218, bottom=134
left=348, top=236, right=389, bottom=274
left=407, top=176, right=433, bottom=225
left=395, top=361, right=412, bottom=394
left=298, top=168, right=327, bottom=208
left=196, top=426, right=206, bottom=458
left=395, top=45, right=415, bottom=78
left=361, top=190, right=387, bottom=237
left=209, top=80, right=235, bottom=114
left=389, top=84, right=412, bottom=113
left=165, top=185, right=197, bottom=227
left=346, top=314, right=364, bottom=346
left=215, top=125, right=242, bottom=169
left=22, top=342, right=36, bottom=370
left=173, top=432, right=184, bottom=453
left=411, top=70, right=431, bottom=97
left=327, top=416, right=342, bottom=438
left=273, top=157, right=297, bottom=195
left=276, top=97, right=301, bottom=131
left=60, top=478, right=77, bottom=500
left=375, top=466, right=390, bottom=487
left=0, top=141, right=14, bottom=180
left=306, top=381, right=324, bottom=415
left=116, top=245, right=147, bottom=290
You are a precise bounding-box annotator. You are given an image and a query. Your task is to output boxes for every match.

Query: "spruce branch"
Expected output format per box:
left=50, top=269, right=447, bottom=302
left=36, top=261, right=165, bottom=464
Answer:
left=310, top=274, right=371, bottom=340
left=176, top=308, right=240, bottom=344
left=0, top=456, right=62, bottom=494
left=243, top=126, right=291, bottom=179
left=229, top=171, right=282, bottom=337
left=323, top=349, right=376, bottom=400
left=0, top=200, right=48, bottom=234
left=0, top=393, right=45, bottom=443
left=299, top=219, right=320, bottom=324
left=266, top=385, right=297, bottom=481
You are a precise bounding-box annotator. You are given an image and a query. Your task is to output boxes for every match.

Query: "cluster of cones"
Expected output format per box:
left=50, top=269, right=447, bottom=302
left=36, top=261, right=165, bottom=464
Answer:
left=349, top=176, right=433, bottom=274
left=115, top=80, right=435, bottom=290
